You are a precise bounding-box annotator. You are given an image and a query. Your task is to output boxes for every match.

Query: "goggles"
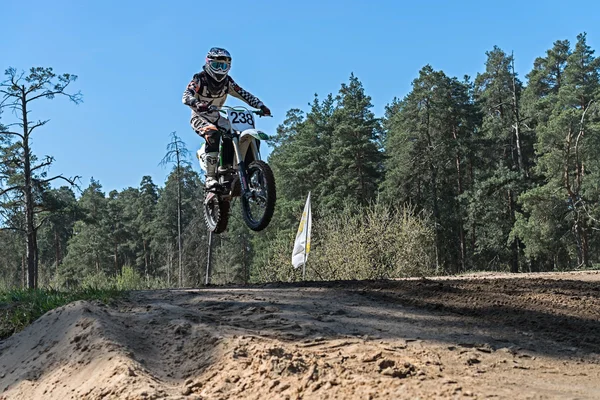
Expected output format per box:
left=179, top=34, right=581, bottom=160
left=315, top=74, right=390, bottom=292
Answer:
left=210, top=60, right=230, bottom=71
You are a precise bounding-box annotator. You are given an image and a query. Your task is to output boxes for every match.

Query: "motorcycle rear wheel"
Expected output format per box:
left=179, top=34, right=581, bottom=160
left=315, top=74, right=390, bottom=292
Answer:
left=203, top=193, right=230, bottom=234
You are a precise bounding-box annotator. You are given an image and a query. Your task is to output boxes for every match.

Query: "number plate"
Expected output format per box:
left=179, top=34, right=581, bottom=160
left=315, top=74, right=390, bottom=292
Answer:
left=228, top=110, right=255, bottom=131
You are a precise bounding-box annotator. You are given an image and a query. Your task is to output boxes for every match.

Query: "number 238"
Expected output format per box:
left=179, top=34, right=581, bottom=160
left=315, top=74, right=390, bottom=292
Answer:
left=230, top=111, right=254, bottom=126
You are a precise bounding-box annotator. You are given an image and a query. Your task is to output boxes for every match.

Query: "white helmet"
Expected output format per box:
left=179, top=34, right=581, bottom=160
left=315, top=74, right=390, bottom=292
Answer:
left=204, top=47, right=231, bottom=82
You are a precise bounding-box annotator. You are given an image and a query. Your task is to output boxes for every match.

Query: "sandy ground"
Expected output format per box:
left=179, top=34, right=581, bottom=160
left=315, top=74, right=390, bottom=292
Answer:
left=1, top=271, right=600, bottom=399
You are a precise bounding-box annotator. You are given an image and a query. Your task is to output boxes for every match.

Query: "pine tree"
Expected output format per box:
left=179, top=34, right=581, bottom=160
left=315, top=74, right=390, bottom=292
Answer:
left=104, top=189, right=133, bottom=274
left=470, top=47, right=531, bottom=272
left=383, top=66, right=477, bottom=272
left=160, top=132, right=191, bottom=287
left=514, top=39, right=573, bottom=270
left=0, top=230, right=24, bottom=288
left=36, top=187, right=81, bottom=284
left=59, top=179, right=112, bottom=285
left=268, top=94, right=335, bottom=224
left=152, top=165, right=202, bottom=286
left=0, top=67, right=81, bottom=288
left=324, top=74, right=382, bottom=211
left=519, top=34, right=600, bottom=268
left=135, top=176, right=158, bottom=278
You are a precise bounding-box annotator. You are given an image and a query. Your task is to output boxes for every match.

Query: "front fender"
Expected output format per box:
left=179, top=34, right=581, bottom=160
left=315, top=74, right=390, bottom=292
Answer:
left=236, top=129, right=269, bottom=165
left=240, top=129, right=270, bottom=141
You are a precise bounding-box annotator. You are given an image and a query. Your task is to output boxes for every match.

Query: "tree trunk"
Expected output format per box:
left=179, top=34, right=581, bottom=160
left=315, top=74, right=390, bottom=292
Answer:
left=114, top=240, right=118, bottom=274
left=54, top=228, right=61, bottom=267
left=429, top=161, right=442, bottom=271
left=174, top=136, right=183, bottom=288
left=424, top=101, right=442, bottom=271
left=22, top=89, right=37, bottom=289
left=25, top=227, right=36, bottom=288
left=167, top=243, right=172, bottom=286
left=355, top=132, right=366, bottom=201
left=469, top=160, right=476, bottom=257
left=563, top=125, right=590, bottom=268
left=58, top=232, right=62, bottom=266
left=176, top=165, right=183, bottom=288
left=510, top=54, right=527, bottom=177
left=21, top=253, right=26, bottom=289
left=508, top=190, right=519, bottom=273
left=143, top=240, right=149, bottom=279
left=33, top=233, right=39, bottom=287
left=453, top=127, right=466, bottom=273
left=224, top=238, right=229, bottom=283
left=579, top=218, right=590, bottom=267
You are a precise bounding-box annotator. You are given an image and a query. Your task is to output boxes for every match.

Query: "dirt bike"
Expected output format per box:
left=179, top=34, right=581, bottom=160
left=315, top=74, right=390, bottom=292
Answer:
left=197, top=105, right=276, bottom=234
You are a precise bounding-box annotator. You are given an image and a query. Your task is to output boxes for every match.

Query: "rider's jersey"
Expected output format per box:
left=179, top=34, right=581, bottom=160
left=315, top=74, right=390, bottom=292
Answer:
left=182, top=71, right=263, bottom=120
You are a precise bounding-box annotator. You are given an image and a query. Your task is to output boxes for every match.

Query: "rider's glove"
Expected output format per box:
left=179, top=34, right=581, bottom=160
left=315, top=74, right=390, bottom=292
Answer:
left=260, top=105, right=272, bottom=116
left=194, top=102, right=210, bottom=113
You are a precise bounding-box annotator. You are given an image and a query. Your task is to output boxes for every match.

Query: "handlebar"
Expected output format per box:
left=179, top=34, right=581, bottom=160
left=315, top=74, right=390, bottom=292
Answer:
left=254, top=109, right=273, bottom=118
left=209, top=105, right=272, bottom=118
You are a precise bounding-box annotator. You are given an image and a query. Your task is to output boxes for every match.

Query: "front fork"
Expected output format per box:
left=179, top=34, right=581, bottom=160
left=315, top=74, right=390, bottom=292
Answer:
left=232, top=136, right=249, bottom=194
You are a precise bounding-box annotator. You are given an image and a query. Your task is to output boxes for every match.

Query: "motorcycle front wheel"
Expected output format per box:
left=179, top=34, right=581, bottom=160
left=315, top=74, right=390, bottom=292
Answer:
left=241, top=160, right=276, bottom=231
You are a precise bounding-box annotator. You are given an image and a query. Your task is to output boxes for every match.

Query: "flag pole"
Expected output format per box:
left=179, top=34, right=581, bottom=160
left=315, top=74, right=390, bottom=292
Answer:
left=303, top=191, right=311, bottom=280
left=303, top=211, right=308, bottom=281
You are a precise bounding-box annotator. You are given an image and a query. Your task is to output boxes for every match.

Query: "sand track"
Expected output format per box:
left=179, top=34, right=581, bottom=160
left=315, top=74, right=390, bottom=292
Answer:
left=1, top=271, right=599, bottom=399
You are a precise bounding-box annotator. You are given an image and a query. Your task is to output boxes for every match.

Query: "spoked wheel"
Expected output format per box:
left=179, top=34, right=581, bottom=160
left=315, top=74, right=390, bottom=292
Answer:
left=241, top=160, right=276, bottom=231
left=203, top=192, right=230, bottom=234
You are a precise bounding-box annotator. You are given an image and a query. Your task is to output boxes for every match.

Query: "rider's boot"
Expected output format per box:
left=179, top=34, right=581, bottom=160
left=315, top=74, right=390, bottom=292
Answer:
left=205, top=152, right=219, bottom=189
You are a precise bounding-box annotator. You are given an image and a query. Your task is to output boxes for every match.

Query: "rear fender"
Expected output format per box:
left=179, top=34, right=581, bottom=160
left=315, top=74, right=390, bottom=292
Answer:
left=204, top=191, right=217, bottom=204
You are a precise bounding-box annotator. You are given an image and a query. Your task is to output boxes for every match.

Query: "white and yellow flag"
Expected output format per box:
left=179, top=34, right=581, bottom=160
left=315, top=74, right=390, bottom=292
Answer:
left=292, top=192, right=312, bottom=269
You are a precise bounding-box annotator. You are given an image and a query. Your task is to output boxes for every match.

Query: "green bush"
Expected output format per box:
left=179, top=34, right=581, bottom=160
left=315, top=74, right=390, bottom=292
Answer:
left=0, top=288, right=121, bottom=340
left=252, top=229, right=302, bottom=283
left=81, top=271, right=116, bottom=290
left=253, top=201, right=435, bottom=282
left=116, top=265, right=145, bottom=290
left=314, top=202, right=435, bottom=280
left=145, top=275, right=171, bottom=289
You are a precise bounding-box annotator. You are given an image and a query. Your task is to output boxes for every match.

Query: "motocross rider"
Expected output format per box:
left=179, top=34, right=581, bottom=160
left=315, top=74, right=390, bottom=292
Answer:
left=182, top=47, right=271, bottom=188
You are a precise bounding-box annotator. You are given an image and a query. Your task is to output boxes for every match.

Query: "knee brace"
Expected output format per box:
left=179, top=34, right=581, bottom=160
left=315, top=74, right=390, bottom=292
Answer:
left=203, top=129, right=221, bottom=153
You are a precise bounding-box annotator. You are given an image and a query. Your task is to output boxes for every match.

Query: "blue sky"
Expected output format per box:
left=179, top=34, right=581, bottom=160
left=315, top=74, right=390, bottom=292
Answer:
left=2, top=0, right=599, bottom=194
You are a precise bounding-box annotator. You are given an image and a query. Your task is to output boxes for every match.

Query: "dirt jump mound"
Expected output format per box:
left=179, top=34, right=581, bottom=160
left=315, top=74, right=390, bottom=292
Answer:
left=1, top=271, right=600, bottom=399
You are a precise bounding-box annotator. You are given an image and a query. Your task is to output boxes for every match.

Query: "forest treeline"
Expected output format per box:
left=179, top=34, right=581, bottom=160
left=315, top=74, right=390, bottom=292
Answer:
left=1, top=33, right=599, bottom=289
